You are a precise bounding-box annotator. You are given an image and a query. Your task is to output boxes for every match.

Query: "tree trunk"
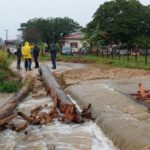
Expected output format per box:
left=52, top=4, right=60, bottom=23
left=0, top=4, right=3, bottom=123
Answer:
left=39, top=64, right=84, bottom=123
left=0, top=80, right=32, bottom=119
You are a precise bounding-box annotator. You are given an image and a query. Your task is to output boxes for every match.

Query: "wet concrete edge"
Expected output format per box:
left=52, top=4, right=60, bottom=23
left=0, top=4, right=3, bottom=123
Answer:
left=65, top=85, right=150, bottom=150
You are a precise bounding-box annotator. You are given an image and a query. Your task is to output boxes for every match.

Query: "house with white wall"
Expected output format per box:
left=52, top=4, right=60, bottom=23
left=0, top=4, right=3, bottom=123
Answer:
left=62, top=32, right=84, bottom=52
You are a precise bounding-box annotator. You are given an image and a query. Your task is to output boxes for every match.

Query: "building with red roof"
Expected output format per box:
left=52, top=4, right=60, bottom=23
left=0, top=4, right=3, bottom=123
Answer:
left=62, top=32, right=84, bottom=52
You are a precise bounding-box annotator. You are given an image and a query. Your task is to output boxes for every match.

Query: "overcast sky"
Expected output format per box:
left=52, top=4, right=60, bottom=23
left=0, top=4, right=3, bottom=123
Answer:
left=0, top=0, right=149, bottom=40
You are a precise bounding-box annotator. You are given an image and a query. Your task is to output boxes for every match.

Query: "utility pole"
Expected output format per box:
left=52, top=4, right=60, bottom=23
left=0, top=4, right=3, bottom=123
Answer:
left=5, top=29, right=8, bottom=41
left=16, top=35, right=19, bottom=45
left=4, top=29, right=8, bottom=51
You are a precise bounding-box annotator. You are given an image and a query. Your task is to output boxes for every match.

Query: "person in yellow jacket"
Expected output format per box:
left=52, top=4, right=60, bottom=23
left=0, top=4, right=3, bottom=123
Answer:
left=22, top=42, right=33, bottom=71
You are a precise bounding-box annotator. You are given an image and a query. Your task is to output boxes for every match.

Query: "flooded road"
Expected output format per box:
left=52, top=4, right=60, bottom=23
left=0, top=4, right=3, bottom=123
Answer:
left=0, top=95, right=118, bottom=150
left=6, top=61, right=150, bottom=150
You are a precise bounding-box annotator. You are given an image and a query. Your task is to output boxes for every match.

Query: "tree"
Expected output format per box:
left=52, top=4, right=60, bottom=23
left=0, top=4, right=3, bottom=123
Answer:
left=19, top=18, right=48, bottom=43
left=19, top=17, right=82, bottom=44
left=85, top=0, right=150, bottom=49
left=83, top=21, right=110, bottom=53
left=38, top=40, right=48, bottom=55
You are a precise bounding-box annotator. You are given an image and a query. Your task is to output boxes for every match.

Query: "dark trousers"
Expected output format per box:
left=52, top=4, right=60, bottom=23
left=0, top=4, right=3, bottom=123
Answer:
left=51, top=52, right=56, bottom=68
left=24, top=59, right=32, bottom=70
left=17, top=56, right=21, bottom=69
left=34, top=56, right=39, bottom=68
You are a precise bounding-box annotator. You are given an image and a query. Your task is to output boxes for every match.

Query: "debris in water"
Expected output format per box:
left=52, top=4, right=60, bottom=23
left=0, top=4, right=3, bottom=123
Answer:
left=0, top=115, right=16, bottom=126
left=0, top=65, right=94, bottom=132
left=0, top=101, right=93, bottom=132
left=81, top=103, right=95, bottom=120
left=131, top=83, right=150, bottom=111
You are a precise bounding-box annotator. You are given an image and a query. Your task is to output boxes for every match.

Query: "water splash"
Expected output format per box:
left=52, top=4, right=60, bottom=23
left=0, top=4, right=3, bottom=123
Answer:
left=0, top=96, right=118, bottom=150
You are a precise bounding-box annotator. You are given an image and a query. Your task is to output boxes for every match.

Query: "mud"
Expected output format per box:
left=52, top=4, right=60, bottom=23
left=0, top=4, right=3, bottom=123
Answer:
left=57, top=67, right=150, bottom=87
left=57, top=57, right=96, bottom=64
left=31, top=75, right=47, bottom=98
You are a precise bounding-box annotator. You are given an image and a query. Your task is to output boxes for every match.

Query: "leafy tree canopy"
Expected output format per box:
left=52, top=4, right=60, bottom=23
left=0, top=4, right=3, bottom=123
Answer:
left=85, top=0, right=150, bottom=48
left=19, top=17, right=82, bottom=45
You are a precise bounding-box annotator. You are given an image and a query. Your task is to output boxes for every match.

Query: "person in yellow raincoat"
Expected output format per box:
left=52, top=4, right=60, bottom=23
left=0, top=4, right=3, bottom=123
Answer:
left=22, top=42, right=33, bottom=71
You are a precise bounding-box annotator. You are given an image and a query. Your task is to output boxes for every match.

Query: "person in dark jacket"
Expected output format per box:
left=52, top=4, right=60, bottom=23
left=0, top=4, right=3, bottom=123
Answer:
left=32, top=44, right=39, bottom=68
left=16, top=44, right=22, bottom=70
left=7, top=47, right=11, bottom=58
left=50, top=41, right=57, bottom=69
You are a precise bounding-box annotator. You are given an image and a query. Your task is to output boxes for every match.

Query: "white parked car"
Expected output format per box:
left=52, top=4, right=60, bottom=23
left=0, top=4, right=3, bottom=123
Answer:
left=62, top=47, right=72, bottom=55
left=7, top=46, right=17, bottom=55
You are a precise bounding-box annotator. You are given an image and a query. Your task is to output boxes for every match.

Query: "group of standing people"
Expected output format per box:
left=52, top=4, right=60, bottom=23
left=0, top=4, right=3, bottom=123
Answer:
left=16, top=41, right=57, bottom=71
left=16, top=42, right=39, bottom=70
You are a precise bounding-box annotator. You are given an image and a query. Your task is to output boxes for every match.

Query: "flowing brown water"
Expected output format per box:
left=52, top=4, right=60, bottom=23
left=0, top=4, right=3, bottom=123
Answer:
left=0, top=94, right=118, bottom=150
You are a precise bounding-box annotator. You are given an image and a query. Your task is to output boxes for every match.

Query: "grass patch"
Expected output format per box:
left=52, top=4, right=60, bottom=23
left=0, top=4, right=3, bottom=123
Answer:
left=39, top=54, right=50, bottom=61
left=0, top=51, right=10, bottom=69
left=0, top=50, right=22, bottom=93
left=39, top=53, right=150, bottom=70
left=105, top=55, right=150, bottom=70
left=0, top=80, right=21, bottom=93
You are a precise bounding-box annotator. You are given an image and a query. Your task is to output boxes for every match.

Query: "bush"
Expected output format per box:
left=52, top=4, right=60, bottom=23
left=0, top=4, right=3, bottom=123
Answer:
left=0, top=51, right=9, bottom=69
left=0, top=80, right=21, bottom=93
left=0, top=71, right=7, bottom=83
left=0, top=50, right=21, bottom=93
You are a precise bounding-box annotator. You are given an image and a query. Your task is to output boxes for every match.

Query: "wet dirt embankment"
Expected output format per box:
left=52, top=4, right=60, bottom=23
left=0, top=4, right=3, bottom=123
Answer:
left=55, top=67, right=150, bottom=150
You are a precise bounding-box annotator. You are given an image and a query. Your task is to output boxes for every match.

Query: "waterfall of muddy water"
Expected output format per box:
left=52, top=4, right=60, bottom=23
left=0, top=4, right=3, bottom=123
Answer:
left=0, top=94, right=118, bottom=150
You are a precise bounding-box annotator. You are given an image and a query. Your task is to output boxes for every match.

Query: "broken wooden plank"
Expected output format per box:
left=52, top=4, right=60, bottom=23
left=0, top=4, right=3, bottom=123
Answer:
left=139, top=83, right=146, bottom=97
left=17, top=112, right=33, bottom=123
left=0, top=115, right=16, bottom=126
left=15, top=123, right=28, bottom=132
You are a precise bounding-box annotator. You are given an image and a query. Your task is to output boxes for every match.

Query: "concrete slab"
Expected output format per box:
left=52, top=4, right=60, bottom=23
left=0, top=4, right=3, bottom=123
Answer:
left=65, top=79, right=150, bottom=150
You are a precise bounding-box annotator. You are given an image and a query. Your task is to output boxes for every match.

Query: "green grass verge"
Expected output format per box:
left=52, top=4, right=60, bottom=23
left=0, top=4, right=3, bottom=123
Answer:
left=0, top=50, right=22, bottom=93
left=39, top=53, right=150, bottom=70
left=0, top=80, right=21, bottom=93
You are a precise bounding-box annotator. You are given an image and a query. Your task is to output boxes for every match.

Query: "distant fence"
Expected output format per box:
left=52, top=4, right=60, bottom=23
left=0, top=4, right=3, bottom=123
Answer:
left=98, top=48, right=150, bottom=66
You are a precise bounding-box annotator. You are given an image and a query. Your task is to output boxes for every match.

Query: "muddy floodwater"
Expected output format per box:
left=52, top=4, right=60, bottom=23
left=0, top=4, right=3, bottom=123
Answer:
left=0, top=95, right=118, bottom=150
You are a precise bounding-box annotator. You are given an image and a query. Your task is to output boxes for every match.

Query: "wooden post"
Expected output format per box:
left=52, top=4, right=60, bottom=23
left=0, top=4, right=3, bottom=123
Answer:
left=145, top=49, right=148, bottom=65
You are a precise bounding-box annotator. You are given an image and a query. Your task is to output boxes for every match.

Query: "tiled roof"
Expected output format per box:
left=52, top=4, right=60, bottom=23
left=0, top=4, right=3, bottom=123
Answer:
left=64, top=33, right=83, bottom=40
